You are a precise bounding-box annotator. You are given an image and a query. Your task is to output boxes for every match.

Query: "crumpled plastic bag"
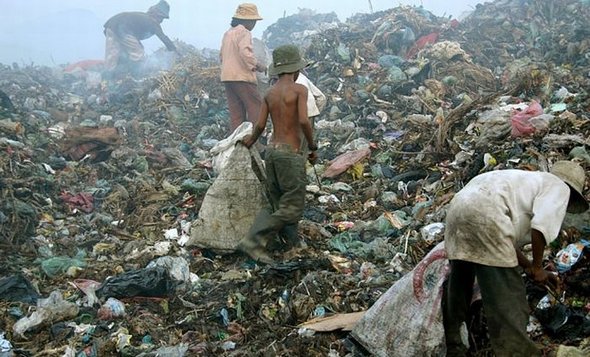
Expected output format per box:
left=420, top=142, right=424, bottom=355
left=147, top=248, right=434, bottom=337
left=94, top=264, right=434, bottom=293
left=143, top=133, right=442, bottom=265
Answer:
left=136, top=343, right=189, bottom=357
left=13, top=290, right=79, bottom=337
left=511, top=101, right=543, bottom=137
left=39, top=251, right=87, bottom=278
left=97, top=267, right=175, bottom=299
left=146, top=256, right=191, bottom=283
left=0, top=274, right=40, bottom=304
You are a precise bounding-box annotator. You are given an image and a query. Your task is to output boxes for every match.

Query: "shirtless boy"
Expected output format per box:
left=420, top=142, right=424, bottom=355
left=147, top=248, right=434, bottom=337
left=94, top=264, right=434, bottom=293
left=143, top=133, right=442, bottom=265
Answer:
left=239, top=44, right=318, bottom=264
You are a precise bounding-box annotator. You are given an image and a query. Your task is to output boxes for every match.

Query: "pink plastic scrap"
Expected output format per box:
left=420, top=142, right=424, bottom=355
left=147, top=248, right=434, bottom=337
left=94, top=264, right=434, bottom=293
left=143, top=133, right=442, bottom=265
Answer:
left=322, top=147, right=371, bottom=179
left=60, top=192, right=95, bottom=213
left=510, top=100, right=543, bottom=137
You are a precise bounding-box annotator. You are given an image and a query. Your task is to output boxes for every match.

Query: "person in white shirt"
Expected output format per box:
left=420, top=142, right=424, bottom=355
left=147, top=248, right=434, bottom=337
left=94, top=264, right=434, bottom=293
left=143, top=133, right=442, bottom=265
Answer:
left=296, top=72, right=326, bottom=124
left=442, top=161, right=588, bottom=356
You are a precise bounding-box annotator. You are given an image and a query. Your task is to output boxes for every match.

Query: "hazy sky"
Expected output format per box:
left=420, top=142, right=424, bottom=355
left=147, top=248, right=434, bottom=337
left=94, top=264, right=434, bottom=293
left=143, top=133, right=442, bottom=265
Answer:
left=0, top=0, right=482, bottom=66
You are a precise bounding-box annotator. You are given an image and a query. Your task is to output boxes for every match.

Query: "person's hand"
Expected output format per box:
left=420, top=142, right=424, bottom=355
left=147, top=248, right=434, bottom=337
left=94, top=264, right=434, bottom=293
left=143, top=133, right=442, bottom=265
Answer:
left=526, top=266, right=560, bottom=290
left=241, top=135, right=255, bottom=148
left=308, top=150, right=318, bottom=164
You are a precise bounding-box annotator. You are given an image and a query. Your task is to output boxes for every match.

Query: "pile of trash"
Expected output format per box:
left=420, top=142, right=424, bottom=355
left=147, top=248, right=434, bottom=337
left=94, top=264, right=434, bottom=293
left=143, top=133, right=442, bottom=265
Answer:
left=1, top=0, right=590, bottom=355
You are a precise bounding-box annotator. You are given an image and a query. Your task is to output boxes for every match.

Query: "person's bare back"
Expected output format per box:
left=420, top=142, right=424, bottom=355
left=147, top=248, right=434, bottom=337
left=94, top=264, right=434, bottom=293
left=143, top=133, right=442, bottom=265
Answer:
left=265, top=75, right=314, bottom=152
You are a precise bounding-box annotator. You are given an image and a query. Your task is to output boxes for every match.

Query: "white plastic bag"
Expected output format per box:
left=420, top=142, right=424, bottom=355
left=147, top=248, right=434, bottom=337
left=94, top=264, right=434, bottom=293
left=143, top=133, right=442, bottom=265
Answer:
left=13, top=290, right=79, bottom=337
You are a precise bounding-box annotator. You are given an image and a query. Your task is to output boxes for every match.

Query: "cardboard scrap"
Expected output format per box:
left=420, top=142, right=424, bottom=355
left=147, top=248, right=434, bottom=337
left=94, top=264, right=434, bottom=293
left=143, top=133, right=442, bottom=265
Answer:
left=298, top=311, right=365, bottom=332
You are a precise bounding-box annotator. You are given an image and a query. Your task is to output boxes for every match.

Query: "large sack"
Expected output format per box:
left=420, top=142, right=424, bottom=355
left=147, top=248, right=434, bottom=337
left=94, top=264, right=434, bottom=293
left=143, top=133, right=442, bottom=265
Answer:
left=351, top=242, right=449, bottom=357
left=210, top=122, right=252, bottom=174
left=187, top=143, right=267, bottom=252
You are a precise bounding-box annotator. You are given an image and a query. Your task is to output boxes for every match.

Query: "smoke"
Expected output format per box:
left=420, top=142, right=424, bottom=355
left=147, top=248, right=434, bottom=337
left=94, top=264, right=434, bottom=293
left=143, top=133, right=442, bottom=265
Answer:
left=0, top=0, right=483, bottom=66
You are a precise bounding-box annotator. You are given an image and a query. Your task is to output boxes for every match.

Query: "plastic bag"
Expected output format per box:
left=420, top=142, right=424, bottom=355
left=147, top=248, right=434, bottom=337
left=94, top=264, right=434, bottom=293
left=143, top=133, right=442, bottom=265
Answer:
left=0, top=274, right=40, bottom=304
left=534, top=302, right=590, bottom=339
left=97, top=267, right=175, bottom=299
left=554, top=240, right=590, bottom=273
left=0, top=332, right=13, bottom=356
left=13, top=290, right=79, bottom=337
left=97, top=297, right=126, bottom=320
left=135, top=344, right=189, bottom=357
left=146, top=256, right=191, bottom=283
left=73, top=279, right=101, bottom=307
left=420, top=223, right=445, bottom=242
left=510, top=101, right=543, bottom=137
left=39, top=251, right=87, bottom=278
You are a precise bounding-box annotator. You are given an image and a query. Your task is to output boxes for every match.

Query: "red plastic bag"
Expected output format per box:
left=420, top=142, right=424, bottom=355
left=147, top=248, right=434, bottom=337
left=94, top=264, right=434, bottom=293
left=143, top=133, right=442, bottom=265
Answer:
left=406, top=32, right=440, bottom=59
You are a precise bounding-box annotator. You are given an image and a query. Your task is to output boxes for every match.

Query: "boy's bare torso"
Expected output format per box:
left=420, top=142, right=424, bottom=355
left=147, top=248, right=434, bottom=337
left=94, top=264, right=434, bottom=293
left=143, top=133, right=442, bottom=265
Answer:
left=266, top=76, right=311, bottom=152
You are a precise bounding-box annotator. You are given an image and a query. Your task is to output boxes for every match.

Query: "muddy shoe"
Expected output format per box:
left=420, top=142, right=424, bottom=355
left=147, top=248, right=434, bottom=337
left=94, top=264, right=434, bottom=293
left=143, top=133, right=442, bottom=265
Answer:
left=237, top=241, right=275, bottom=265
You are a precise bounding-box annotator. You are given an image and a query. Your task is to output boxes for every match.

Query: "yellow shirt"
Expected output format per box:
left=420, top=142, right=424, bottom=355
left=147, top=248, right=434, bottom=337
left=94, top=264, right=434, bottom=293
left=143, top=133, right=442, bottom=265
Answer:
left=220, top=25, right=258, bottom=83
left=444, top=170, right=569, bottom=267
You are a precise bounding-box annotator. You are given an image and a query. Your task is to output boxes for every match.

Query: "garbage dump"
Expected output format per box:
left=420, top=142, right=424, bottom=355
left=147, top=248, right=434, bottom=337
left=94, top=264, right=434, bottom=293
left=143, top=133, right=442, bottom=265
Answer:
left=1, top=0, right=590, bottom=355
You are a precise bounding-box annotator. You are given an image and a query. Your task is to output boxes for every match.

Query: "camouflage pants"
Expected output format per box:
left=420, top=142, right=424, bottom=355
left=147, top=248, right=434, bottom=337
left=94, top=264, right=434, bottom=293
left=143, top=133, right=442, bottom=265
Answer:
left=104, top=28, right=145, bottom=71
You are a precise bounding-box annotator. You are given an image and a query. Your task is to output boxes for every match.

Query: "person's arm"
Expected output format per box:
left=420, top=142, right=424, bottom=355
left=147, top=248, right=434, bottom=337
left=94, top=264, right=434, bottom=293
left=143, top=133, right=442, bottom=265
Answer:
left=525, top=229, right=559, bottom=289
left=236, top=30, right=257, bottom=72
left=153, top=25, right=176, bottom=52
left=242, top=99, right=269, bottom=148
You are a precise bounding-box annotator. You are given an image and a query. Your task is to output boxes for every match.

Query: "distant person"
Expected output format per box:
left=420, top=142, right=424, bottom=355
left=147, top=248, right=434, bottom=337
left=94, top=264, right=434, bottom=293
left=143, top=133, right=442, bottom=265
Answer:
left=103, top=0, right=177, bottom=78
left=220, top=3, right=266, bottom=133
left=238, top=44, right=318, bottom=264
